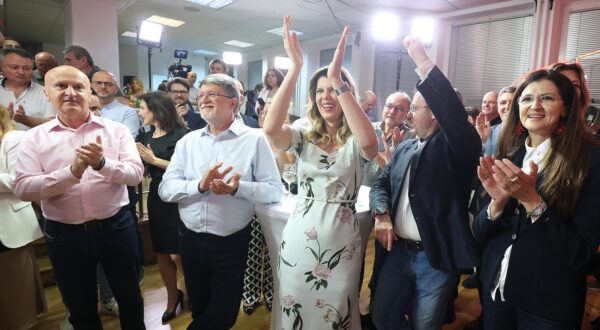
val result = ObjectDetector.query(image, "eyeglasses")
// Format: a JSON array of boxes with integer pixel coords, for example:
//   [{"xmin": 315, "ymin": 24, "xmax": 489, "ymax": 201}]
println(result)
[
  {"xmin": 409, "ymin": 105, "xmax": 430, "ymax": 113},
  {"xmin": 197, "ymin": 92, "xmax": 235, "ymax": 100},
  {"xmin": 518, "ymin": 94, "xmax": 562, "ymax": 107},
  {"xmin": 169, "ymin": 90, "xmax": 188, "ymax": 96},
  {"xmin": 385, "ymin": 103, "xmax": 406, "ymax": 112},
  {"xmin": 92, "ymin": 81, "xmax": 115, "ymax": 88}
]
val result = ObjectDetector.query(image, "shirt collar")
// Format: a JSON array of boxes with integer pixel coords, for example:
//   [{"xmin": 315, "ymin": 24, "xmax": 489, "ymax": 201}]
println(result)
[
  {"xmin": 1, "ymin": 77, "xmax": 33, "ymax": 89},
  {"xmin": 200, "ymin": 118, "xmax": 243, "ymax": 137},
  {"xmin": 47, "ymin": 111, "xmax": 105, "ymax": 132}
]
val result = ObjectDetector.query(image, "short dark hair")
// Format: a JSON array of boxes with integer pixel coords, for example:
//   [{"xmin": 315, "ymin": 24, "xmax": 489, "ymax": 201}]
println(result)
[
  {"xmin": 166, "ymin": 77, "xmax": 190, "ymax": 92},
  {"xmin": 63, "ymin": 45, "xmax": 94, "ymax": 66},
  {"xmin": 138, "ymin": 91, "xmax": 186, "ymax": 133},
  {"xmin": 0, "ymin": 47, "xmax": 34, "ymax": 62},
  {"xmin": 263, "ymin": 68, "xmax": 284, "ymax": 90}
]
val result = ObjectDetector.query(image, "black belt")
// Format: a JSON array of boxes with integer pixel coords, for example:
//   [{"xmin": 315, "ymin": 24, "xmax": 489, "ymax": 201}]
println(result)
[
  {"xmin": 47, "ymin": 206, "xmax": 129, "ymax": 232},
  {"xmin": 403, "ymin": 239, "xmax": 424, "ymax": 251}
]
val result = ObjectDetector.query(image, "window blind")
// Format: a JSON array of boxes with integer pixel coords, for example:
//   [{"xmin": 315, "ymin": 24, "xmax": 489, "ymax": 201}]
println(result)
[
  {"xmin": 565, "ymin": 9, "xmax": 600, "ymax": 103},
  {"xmin": 448, "ymin": 15, "xmax": 533, "ymax": 107}
]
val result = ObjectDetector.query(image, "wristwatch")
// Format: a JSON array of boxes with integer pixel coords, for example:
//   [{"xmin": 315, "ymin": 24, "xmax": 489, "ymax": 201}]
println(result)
[
  {"xmin": 334, "ymin": 83, "xmax": 351, "ymax": 96},
  {"xmin": 372, "ymin": 206, "xmax": 388, "ymax": 218},
  {"xmin": 527, "ymin": 199, "xmax": 547, "ymax": 221}
]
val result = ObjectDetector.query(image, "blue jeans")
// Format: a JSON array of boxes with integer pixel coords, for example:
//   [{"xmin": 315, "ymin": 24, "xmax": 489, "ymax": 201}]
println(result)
[
  {"xmin": 44, "ymin": 208, "xmax": 145, "ymax": 330},
  {"xmin": 372, "ymin": 240, "xmax": 459, "ymax": 330}
]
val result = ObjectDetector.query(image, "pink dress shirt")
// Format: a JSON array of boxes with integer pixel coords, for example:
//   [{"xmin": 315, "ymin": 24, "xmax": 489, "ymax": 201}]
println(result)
[{"xmin": 12, "ymin": 115, "xmax": 143, "ymax": 224}]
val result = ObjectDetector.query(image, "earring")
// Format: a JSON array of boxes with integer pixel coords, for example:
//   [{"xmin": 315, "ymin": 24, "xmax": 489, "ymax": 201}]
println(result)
[
  {"xmin": 516, "ymin": 121, "xmax": 525, "ymax": 135},
  {"xmin": 555, "ymin": 119, "xmax": 566, "ymax": 136}
]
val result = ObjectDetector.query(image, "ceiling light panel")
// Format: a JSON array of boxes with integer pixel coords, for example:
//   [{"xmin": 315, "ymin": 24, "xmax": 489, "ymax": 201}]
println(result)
[
  {"xmin": 146, "ymin": 15, "xmax": 186, "ymax": 28},
  {"xmin": 265, "ymin": 27, "xmax": 304, "ymax": 37},
  {"xmin": 224, "ymin": 40, "xmax": 254, "ymax": 48},
  {"xmin": 185, "ymin": 0, "xmax": 233, "ymax": 9},
  {"xmin": 193, "ymin": 49, "xmax": 219, "ymax": 56}
]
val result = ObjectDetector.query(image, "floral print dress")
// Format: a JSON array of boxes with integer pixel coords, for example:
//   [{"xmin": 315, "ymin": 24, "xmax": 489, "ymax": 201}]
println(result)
[{"xmin": 278, "ymin": 125, "xmax": 366, "ymax": 330}]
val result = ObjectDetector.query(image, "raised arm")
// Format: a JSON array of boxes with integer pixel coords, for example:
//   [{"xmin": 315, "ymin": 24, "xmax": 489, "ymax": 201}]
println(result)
[
  {"xmin": 328, "ymin": 27, "xmax": 377, "ymax": 159},
  {"xmin": 262, "ymin": 15, "xmax": 303, "ymax": 151}
]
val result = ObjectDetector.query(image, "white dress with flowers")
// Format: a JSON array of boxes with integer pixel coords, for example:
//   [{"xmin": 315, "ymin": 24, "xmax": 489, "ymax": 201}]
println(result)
[{"xmin": 278, "ymin": 124, "xmax": 366, "ymax": 330}]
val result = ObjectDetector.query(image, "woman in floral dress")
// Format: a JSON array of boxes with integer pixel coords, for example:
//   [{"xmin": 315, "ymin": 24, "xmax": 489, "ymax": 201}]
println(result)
[{"xmin": 263, "ymin": 16, "xmax": 378, "ymax": 330}]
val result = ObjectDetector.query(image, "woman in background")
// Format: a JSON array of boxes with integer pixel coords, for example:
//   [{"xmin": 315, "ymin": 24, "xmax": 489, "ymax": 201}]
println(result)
[
  {"xmin": 127, "ymin": 77, "xmax": 145, "ymax": 108},
  {"xmin": 256, "ymin": 68, "xmax": 284, "ymax": 109},
  {"xmin": 136, "ymin": 91, "xmax": 189, "ymax": 323},
  {"xmin": 0, "ymin": 107, "xmax": 46, "ymax": 329}
]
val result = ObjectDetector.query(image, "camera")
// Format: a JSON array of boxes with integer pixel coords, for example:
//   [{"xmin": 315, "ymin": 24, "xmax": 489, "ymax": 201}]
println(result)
[
  {"xmin": 174, "ymin": 49, "xmax": 188, "ymax": 59},
  {"xmin": 168, "ymin": 50, "xmax": 192, "ymax": 79}
]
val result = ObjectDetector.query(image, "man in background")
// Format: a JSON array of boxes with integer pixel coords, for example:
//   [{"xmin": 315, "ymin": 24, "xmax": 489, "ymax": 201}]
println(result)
[{"xmin": 33, "ymin": 51, "xmax": 58, "ymax": 85}]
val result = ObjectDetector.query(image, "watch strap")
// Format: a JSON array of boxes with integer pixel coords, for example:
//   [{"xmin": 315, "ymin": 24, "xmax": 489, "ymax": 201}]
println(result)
[{"xmin": 334, "ymin": 83, "xmax": 350, "ymax": 96}]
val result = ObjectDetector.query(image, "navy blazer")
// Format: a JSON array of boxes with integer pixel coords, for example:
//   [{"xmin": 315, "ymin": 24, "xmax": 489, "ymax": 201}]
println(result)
[
  {"xmin": 370, "ymin": 66, "xmax": 481, "ymax": 271},
  {"xmin": 474, "ymin": 144, "xmax": 600, "ymax": 326}
]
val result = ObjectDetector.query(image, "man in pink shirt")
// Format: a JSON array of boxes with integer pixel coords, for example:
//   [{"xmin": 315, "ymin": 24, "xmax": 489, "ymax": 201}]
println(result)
[{"xmin": 12, "ymin": 66, "xmax": 145, "ymax": 330}]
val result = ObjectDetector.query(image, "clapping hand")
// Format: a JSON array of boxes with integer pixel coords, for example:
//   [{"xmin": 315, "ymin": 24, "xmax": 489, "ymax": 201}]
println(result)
[
  {"xmin": 198, "ymin": 162, "xmax": 240, "ymax": 195},
  {"xmin": 475, "ymin": 113, "xmax": 491, "ymax": 144},
  {"xmin": 136, "ymin": 143, "xmax": 157, "ymax": 164},
  {"xmin": 76, "ymin": 135, "xmax": 104, "ymax": 170},
  {"xmin": 327, "ymin": 25, "xmax": 349, "ymax": 88}
]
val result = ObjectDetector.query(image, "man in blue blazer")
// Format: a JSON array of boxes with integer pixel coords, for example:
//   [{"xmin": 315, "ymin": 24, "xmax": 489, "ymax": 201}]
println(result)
[{"xmin": 369, "ymin": 36, "xmax": 481, "ymax": 330}]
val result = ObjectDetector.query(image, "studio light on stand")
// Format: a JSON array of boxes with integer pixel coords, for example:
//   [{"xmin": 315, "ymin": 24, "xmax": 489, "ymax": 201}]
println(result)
[
  {"xmin": 135, "ymin": 19, "xmax": 163, "ymax": 219},
  {"xmin": 137, "ymin": 19, "xmax": 164, "ymax": 90}
]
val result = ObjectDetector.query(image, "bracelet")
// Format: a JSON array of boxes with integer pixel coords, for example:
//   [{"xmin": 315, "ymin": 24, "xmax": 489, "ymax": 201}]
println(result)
[
  {"xmin": 334, "ymin": 83, "xmax": 350, "ymax": 96},
  {"xmin": 92, "ymin": 157, "xmax": 105, "ymax": 171},
  {"xmin": 526, "ymin": 196, "xmax": 547, "ymax": 220}
]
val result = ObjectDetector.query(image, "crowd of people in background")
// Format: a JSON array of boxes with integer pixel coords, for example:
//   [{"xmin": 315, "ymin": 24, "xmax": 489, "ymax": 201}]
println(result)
[{"xmin": 0, "ymin": 13, "xmax": 600, "ymax": 330}]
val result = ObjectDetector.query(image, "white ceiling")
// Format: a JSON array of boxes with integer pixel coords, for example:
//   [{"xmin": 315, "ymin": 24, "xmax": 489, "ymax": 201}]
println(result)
[{"xmin": 4, "ymin": 0, "xmax": 512, "ymax": 52}]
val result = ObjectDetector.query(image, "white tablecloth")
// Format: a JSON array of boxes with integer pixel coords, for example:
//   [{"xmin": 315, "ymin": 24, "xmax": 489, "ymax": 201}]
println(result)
[{"xmin": 255, "ymin": 186, "xmax": 373, "ymax": 330}]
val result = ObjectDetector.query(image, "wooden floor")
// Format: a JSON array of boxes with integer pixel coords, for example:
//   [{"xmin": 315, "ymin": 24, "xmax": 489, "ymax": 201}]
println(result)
[{"xmin": 33, "ymin": 232, "xmax": 600, "ymax": 329}]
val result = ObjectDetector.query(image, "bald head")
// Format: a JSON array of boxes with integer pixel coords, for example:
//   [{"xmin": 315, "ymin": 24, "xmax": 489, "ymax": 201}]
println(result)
[
  {"xmin": 360, "ymin": 90, "xmax": 377, "ymax": 114},
  {"xmin": 35, "ymin": 51, "xmax": 58, "ymax": 76},
  {"xmin": 45, "ymin": 66, "xmax": 92, "ymax": 126},
  {"xmin": 481, "ymin": 91, "xmax": 499, "ymax": 121}
]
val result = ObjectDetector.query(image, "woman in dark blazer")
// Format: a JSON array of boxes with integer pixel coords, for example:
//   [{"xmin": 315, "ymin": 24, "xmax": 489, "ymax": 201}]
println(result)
[{"xmin": 474, "ymin": 68, "xmax": 600, "ymax": 329}]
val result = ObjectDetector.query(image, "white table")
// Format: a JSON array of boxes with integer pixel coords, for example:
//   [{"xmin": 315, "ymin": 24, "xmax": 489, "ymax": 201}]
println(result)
[{"xmin": 255, "ymin": 186, "xmax": 373, "ymax": 330}]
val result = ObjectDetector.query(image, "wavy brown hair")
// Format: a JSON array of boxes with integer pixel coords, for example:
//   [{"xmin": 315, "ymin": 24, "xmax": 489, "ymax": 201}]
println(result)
[
  {"xmin": 498, "ymin": 69, "xmax": 596, "ymax": 219},
  {"xmin": 305, "ymin": 66, "xmax": 356, "ymax": 148}
]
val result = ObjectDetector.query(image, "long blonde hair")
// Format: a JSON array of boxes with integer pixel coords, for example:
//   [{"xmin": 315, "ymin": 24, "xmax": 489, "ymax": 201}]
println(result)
[
  {"xmin": 305, "ymin": 66, "xmax": 357, "ymax": 147},
  {"xmin": 0, "ymin": 106, "xmax": 13, "ymax": 140}
]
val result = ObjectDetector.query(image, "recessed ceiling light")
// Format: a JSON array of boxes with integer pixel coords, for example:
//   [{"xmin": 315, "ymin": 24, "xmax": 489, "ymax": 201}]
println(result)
[
  {"xmin": 193, "ymin": 49, "xmax": 219, "ymax": 56},
  {"xmin": 146, "ymin": 15, "xmax": 186, "ymax": 28},
  {"xmin": 266, "ymin": 27, "xmax": 304, "ymax": 37},
  {"xmin": 184, "ymin": 0, "xmax": 233, "ymax": 9},
  {"xmin": 224, "ymin": 40, "xmax": 254, "ymax": 48},
  {"xmin": 121, "ymin": 31, "xmax": 137, "ymax": 38}
]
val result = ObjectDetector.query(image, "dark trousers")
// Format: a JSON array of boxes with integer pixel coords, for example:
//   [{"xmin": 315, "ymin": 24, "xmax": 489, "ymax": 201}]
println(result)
[
  {"xmin": 44, "ymin": 208, "xmax": 145, "ymax": 330},
  {"xmin": 179, "ymin": 223, "xmax": 251, "ymax": 330},
  {"xmin": 482, "ymin": 288, "xmax": 575, "ymax": 330},
  {"xmin": 127, "ymin": 185, "xmax": 144, "ymax": 264}
]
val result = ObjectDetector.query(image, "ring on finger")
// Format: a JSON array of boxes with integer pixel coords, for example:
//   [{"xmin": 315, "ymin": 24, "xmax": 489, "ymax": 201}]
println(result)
[{"xmin": 509, "ymin": 176, "xmax": 519, "ymax": 183}]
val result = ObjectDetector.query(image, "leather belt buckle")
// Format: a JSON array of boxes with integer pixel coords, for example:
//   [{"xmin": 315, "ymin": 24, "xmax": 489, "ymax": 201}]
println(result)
[{"xmin": 83, "ymin": 220, "xmax": 102, "ymax": 231}]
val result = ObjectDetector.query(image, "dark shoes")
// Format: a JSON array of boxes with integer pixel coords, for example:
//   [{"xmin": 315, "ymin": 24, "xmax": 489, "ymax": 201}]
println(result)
[
  {"xmin": 162, "ymin": 290, "xmax": 184, "ymax": 324},
  {"xmin": 462, "ymin": 273, "xmax": 479, "ymax": 289}
]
